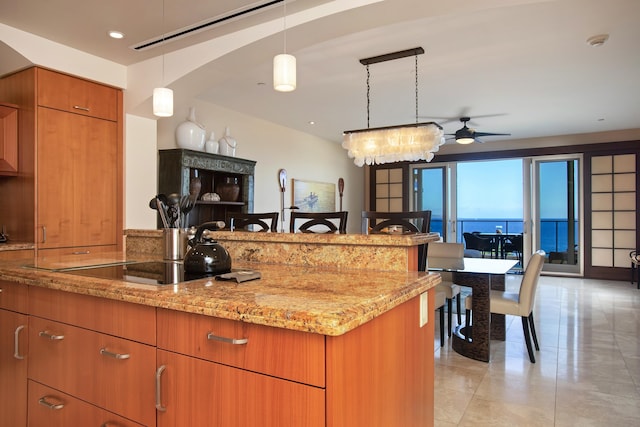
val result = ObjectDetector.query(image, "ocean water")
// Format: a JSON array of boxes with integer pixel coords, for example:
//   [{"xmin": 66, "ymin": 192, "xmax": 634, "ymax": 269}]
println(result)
[{"xmin": 431, "ymin": 218, "xmax": 579, "ymax": 254}]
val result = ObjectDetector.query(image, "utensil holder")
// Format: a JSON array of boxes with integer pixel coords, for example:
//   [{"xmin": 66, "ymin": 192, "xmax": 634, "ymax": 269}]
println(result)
[{"xmin": 163, "ymin": 228, "xmax": 188, "ymax": 260}]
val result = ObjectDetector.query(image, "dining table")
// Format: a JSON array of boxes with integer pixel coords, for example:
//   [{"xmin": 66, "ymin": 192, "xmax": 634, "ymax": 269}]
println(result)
[
  {"xmin": 430, "ymin": 257, "xmax": 518, "ymax": 362},
  {"xmin": 479, "ymin": 233, "xmax": 522, "ymax": 259}
]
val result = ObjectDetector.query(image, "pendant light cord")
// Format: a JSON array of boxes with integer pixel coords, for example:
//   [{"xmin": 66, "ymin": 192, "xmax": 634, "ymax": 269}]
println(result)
[
  {"xmin": 283, "ymin": 0, "xmax": 287, "ymax": 54},
  {"xmin": 415, "ymin": 54, "xmax": 419, "ymax": 123},
  {"xmin": 366, "ymin": 64, "xmax": 371, "ymax": 129}
]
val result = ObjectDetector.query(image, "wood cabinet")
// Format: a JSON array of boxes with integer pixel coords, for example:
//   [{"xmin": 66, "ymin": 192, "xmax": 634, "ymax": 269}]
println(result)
[
  {"xmin": 156, "ymin": 309, "xmax": 325, "ymax": 427},
  {"xmin": 158, "ymin": 149, "xmax": 255, "ymax": 228},
  {"xmin": 28, "ymin": 287, "xmax": 156, "ymax": 426},
  {"xmin": 0, "ymin": 103, "xmax": 18, "ymax": 175},
  {"xmin": 28, "ymin": 380, "xmax": 145, "ymax": 427},
  {"xmin": 0, "ymin": 67, "xmax": 123, "ymax": 253},
  {"xmin": 37, "ymin": 107, "xmax": 118, "ymax": 248},
  {"xmin": 0, "ymin": 280, "xmax": 28, "ymax": 427}
]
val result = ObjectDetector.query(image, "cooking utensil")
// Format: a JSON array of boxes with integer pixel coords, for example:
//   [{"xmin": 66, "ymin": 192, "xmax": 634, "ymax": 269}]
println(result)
[{"xmin": 156, "ymin": 198, "xmax": 170, "ymax": 228}]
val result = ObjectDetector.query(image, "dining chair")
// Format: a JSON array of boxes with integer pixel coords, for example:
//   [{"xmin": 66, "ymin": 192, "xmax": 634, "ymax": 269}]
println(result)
[
  {"xmin": 289, "ymin": 211, "xmax": 348, "ymax": 234},
  {"xmin": 427, "ymin": 242, "xmax": 464, "ymax": 338},
  {"xmin": 462, "ymin": 232, "xmax": 497, "ymax": 258},
  {"xmin": 630, "ymin": 250, "xmax": 639, "ymax": 289},
  {"xmin": 362, "ymin": 210, "xmax": 432, "ymax": 270},
  {"xmin": 465, "ymin": 250, "xmax": 546, "ymax": 362},
  {"xmin": 435, "ymin": 290, "xmax": 446, "ymax": 347},
  {"xmin": 225, "ymin": 212, "xmax": 279, "ymax": 232}
]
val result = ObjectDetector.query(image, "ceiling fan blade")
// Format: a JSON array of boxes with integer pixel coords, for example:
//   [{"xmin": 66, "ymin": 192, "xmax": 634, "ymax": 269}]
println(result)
[{"xmin": 473, "ymin": 132, "xmax": 511, "ymax": 137}]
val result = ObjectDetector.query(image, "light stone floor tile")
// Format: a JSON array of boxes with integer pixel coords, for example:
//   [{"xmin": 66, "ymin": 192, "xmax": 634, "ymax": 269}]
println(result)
[{"xmin": 433, "ymin": 274, "xmax": 640, "ymax": 426}]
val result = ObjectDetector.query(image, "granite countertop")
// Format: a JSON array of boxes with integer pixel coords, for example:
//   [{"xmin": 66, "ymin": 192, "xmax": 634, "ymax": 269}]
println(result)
[
  {"xmin": 0, "ymin": 257, "xmax": 440, "ymax": 336},
  {"xmin": 0, "ymin": 241, "xmax": 35, "ymax": 251}
]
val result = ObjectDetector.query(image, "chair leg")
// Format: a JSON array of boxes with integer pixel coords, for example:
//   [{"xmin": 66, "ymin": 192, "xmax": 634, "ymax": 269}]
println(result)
[
  {"xmin": 529, "ymin": 313, "xmax": 540, "ymax": 351},
  {"xmin": 439, "ymin": 306, "xmax": 445, "ymax": 347},
  {"xmin": 521, "ymin": 316, "xmax": 536, "ymax": 363},
  {"xmin": 447, "ymin": 298, "xmax": 453, "ymax": 337},
  {"xmin": 456, "ymin": 294, "xmax": 462, "ymax": 326},
  {"xmin": 465, "ymin": 308, "xmax": 472, "ymax": 342}
]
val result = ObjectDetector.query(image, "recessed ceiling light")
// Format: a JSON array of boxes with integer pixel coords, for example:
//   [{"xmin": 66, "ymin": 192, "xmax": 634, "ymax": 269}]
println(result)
[
  {"xmin": 108, "ymin": 30, "xmax": 125, "ymax": 39},
  {"xmin": 308, "ymin": 121, "xmax": 315, "ymax": 125},
  {"xmin": 586, "ymin": 34, "xmax": 609, "ymax": 47}
]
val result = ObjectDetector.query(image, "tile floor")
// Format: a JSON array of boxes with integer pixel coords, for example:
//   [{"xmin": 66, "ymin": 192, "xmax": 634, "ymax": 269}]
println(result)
[{"xmin": 434, "ymin": 274, "xmax": 640, "ymax": 426}]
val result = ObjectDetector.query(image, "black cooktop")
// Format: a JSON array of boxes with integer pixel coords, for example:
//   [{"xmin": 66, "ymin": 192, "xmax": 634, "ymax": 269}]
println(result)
[{"xmin": 61, "ymin": 261, "xmax": 209, "ymax": 285}]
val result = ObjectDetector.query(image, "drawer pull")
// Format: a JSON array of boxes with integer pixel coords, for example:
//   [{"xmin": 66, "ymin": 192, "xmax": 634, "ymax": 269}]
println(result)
[
  {"xmin": 100, "ymin": 348, "xmax": 130, "ymax": 360},
  {"xmin": 38, "ymin": 396, "xmax": 64, "ymax": 410},
  {"xmin": 73, "ymin": 105, "xmax": 90, "ymax": 112},
  {"xmin": 39, "ymin": 330, "xmax": 65, "ymax": 340},
  {"xmin": 207, "ymin": 332, "xmax": 248, "ymax": 345},
  {"xmin": 155, "ymin": 365, "xmax": 167, "ymax": 412},
  {"xmin": 14, "ymin": 325, "xmax": 26, "ymax": 359},
  {"xmin": 72, "ymin": 250, "xmax": 91, "ymax": 255}
]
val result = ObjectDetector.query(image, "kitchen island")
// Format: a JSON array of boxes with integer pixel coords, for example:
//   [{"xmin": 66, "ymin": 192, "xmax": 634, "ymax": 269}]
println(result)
[{"xmin": 0, "ymin": 231, "xmax": 441, "ymax": 426}]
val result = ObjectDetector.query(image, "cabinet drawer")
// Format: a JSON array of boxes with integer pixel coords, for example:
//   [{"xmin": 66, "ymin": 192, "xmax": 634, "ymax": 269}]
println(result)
[
  {"xmin": 36, "ymin": 68, "xmax": 118, "ymax": 121},
  {"xmin": 37, "ymin": 245, "xmax": 117, "ymax": 258},
  {"xmin": 157, "ymin": 308, "xmax": 325, "ymax": 387},
  {"xmin": 0, "ymin": 280, "xmax": 28, "ymax": 313},
  {"xmin": 28, "ymin": 317, "xmax": 156, "ymax": 426},
  {"xmin": 157, "ymin": 350, "xmax": 325, "ymax": 427},
  {"xmin": 29, "ymin": 286, "xmax": 156, "ymax": 345},
  {"xmin": 28, "ymin": 380, "xmax": 145, "ymax": 427}
]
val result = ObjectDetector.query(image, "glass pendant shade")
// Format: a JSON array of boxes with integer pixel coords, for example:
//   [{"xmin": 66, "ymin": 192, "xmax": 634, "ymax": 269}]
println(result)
[
  {"xmin": 342, "ymin": 123, "xmax": 445, "ymax": 167},
  {"xmin": 273, "ymin": 53, "xmax": 296, "ymax": 92},
  {"xmin": 456, "ymin": 137, "xmax": 475, "ymax": 144},
  {"xmin": 153, "ymin": 87, "xmax": 174, "ymax": 117}
]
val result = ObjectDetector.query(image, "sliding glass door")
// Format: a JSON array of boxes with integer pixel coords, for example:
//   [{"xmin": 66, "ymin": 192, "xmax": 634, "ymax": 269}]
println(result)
[
  {"xmin": 533, "ymin": 156, "xmax": 582, "ymax": 274},
  {"xmin": 412, "ymin": 155, "xmax": 583, "ymax": 275}
]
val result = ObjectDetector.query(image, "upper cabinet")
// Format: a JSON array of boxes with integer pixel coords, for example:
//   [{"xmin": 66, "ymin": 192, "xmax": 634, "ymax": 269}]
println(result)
[
  {"xmin": 0, "ymin": 67, "xmax": 123, "ymax": 253},
  {"xmin": 0, "ymin": 103, "xmax": 18, "ymax": 176},
  {"xmin": 36, "ymin": 68, "xmax": 119, "ymax": 121}
]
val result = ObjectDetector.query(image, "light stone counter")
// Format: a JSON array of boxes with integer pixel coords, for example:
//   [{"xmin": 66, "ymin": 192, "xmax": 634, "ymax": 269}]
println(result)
[{"xmin": 0, "ymin": 231, "xmax": 441, "ymax": 336}]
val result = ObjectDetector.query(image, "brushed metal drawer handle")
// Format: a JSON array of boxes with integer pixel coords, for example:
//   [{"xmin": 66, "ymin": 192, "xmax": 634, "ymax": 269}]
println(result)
[
  {"xmin": 155, "ymin": 365, "xmax": 167, "ymax": 412},
  {"xmin": 207, "ymin": 332, "xmax": 248, "ymax": 345},
  {"xmin": 73, "ymin": 105, "xmax": 90, "ymax": 112},
  {"xmin": 38, "ymin": 396, "xmax": 64, "ymax": 410},
  {"xmin": 72, "ymin": 250, "xmax": 91, "ymax": 255},
  {"xmin": 100, "ymin": 348, "xmax": 130, "ymax": 360},
  {"xmin": 39, "ymin": 330, "xmax": 65, "ymax": 340},
  {"xmin": 14, "ymin": 325, "xmax": 26, "ymax": 359}
]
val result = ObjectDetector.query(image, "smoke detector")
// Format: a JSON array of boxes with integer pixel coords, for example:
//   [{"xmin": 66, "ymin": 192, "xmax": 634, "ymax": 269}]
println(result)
[{"xmin": 587, "ymin": 34, "xmax": 609, "ymax": 47}]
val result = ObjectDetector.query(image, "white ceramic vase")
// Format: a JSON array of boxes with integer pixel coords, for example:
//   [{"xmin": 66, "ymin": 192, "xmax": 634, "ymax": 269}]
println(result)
[
  {"xmin": 176, "ymin": 107, "xmax": 206, "ymax": 151},
  {"xmin": 205, "ymin": 132, "xmax": 218, "ymax": 154},
  {"xmin": 218, "ymin": 126, "xmax": 237, "ymax": 157}
]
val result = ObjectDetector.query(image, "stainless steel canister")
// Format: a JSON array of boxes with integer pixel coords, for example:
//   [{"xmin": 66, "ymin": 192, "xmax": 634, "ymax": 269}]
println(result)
[{"xmin": 163, "ymin": 228, "xmax": 187, "ymax": 260}]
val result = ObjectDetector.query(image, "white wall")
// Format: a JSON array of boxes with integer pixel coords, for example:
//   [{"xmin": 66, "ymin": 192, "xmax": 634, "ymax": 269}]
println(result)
[
  {"xmin": 128, "ymin": 99, "xmax": 365, "ymax": 233},
  {"xmin": 124, "ymin": 114, "xmax": 159, "ymax": 229}
]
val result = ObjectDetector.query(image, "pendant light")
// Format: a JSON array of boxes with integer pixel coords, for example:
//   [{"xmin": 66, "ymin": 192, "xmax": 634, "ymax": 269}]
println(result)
[
  {"xmin": 342, "ymin": 47, "xmax": 444, "ymax": 166},
  {"xmin": 153, "ymin": 0, "xmax": 174, "ymax": 117},
  {"xmin": 273, "ymin": 0, "xmax": 296, "ymax": 92}
]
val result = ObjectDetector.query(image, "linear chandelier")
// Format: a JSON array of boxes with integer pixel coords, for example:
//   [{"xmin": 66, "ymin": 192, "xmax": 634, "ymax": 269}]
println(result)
[{"xmin": 342, "ymin": 47, "xmax": 444, "ymax": 167}]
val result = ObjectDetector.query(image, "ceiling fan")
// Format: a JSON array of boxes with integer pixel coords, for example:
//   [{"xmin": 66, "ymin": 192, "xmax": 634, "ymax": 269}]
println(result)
[{"xmin": 447, "ymin": 117, "xmax": 511, "ymax": 144}]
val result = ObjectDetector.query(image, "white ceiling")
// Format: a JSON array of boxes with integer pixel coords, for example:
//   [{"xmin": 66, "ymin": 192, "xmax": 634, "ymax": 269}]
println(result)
[{"xmin": 1, "ymin": 0, "xmax": 639, "ymax": 147}]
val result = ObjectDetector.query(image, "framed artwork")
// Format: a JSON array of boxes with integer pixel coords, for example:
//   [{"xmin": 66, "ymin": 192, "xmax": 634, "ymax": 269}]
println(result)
[{"xmin": 292, "ymin": 179, "xmax": 336, "ymax": 212}]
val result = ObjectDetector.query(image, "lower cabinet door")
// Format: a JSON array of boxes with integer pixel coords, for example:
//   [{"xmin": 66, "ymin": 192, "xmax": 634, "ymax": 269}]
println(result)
[
  {"xmin": 28, "ymin": 380, "xmax": 145, "ymax": 427},
  {"xmin": 28, "ymin": 317, "xmax": 156, "ymax": 426},
  {"xmin": 0, "ymin": 310, "xmax": 28, "ymax": 427},
  {"xmin": 156, "ymin": 350, "xmax": 325, "ymax": 427}
]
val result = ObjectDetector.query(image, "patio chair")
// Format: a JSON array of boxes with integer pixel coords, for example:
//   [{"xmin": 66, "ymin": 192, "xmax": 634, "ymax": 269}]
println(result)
[{"xmin": 463, "ymin": 232, "xmax": 497, "ymax": 258}]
